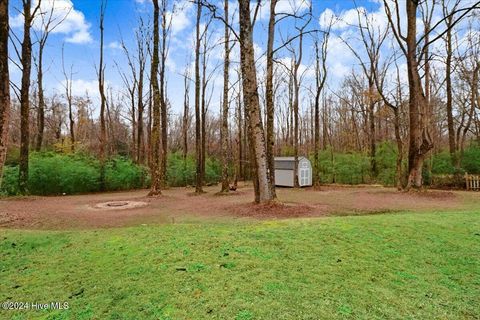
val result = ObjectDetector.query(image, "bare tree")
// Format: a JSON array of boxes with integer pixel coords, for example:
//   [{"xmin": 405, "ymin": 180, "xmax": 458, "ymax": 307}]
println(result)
[
  {"xmin": 442, "ymin": 0, "xmax": 460, "ymax": 167},
  {"xmin": 182, "ymin": 66, "xmax": 190, "ymax": 162},
  {"xmin": 136, "ymin": 20, "xmax": 148, "ymax": 164},
  {"xmin": 220, "ymin": 0, "xmax": 231, "ymax": 193},
  {"xmin": 313, "ymin": 21, "xmax": 332, "ymax": 187},
  {"xmin": 382, "ymin": 0, "xmax": 479, "ymax": 189},
  {"xmin": 341, "ymin": 7, "xmax": 388, "ymax": 179},
  {"xmin": 265, "ymin": 0, "xmax": 278, "ymax": 197},
  {"xmin": 159, "ymin": 0, "xmax": 172, "ymax": 187},
  {"xmin": 284, "ymin": 10, "xmax": 312, "ymax": 188},
  {"xmin": 18, "ymin": 0, "xmax": 42, "ymax": 193},
  {"xmin": 0, "ymin": 0, "xmax": 10, "ymax": 187},
  {"xmin": 194, "ymin": 1, "xmax": 203, "ymax": 193},
  {"xmin": 149, "ymin": 0, "xmax": 162, "ymax": 196},
  {"xmin": 34, "ymin": 0, "xmax": 69, "ymax": 151},
  {"xmin": 457, "ymin": 25, "xmax": 480, "ymax": 166},
  {"xmin": 238, "ymin": 0, "xmax": 273, "ymax": 203},
  {"xmin": 374, "ymin": 51, "xmax": 406, "ymax": 190},
  {"xmin": 61, "ymin": 45, "xmax": 75, "ymax": 152},
  {"xmin": 97, "ymin": 0, "xmax": 107, "ymax": 191},
  {"xmin": 117, "ymin": 40, "xmax": 137, "ymax": 160}
]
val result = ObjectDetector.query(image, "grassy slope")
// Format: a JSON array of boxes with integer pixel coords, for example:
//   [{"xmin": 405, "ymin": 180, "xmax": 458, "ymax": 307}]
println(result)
[{"xmin": 1, "ymin": 212, "xmax": 479, "ymax": 320}]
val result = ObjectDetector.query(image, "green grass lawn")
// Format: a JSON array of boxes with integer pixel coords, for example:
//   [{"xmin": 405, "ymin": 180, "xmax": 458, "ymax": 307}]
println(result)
[{"xmin": 1, "ymin": 212, "xmax": 479, "ymax": 319}]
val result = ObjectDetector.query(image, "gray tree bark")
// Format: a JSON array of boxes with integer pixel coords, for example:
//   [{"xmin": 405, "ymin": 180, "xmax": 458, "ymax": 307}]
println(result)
[
  {"xmin": 0, "ymin": 0, "xmax": 10, "ymax": 187},
  {"xmin": 148, "ymin": 0, "xmax": 162, "ymax": 196},
  {"xmin": 220, "ymin": 0, "xmax": 230, "ymax": 193},
  {"xmin": 238, "ymin": 0, "xmax": 273, "ymax": 203}
]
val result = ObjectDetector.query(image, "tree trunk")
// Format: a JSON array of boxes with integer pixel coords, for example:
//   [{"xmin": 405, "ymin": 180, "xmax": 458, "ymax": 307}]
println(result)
[
  {"xmin": 238, "ymin": 0, "xmax": 273, "ymax": 203},
  {"xmin": 265, "ymin": 0, "xmax": 277, "ymax": 197},
  {"xmin": 445, "ymin": 18, "xmax": 456, "ymax": 167},
  {"xmin": 220, "ymin": 0, "xmax": 230, "ymax": 193},
  {"xmin": 148, "ymin": 0, "xmax": 162, "ymax": 196},
  {"xmin": 459, "ymin": 64, "xmax": 479, "ymax": 166},
  {"xmin": 35, "ymin": 45, "xmax": 45, "ymax": 151},
  {"xmin": 405, "ymin": 0, "xmax": 433, "ymax": 189},
  {"xmin": 194, "ymin": 1, "xmax": 203, "ymax": 193},
  {"xmin": 392, "ymin": 106, "xmax": 403, "ymax": 190},
  {"xmin": 200, "ymin": 26, "xmax": 208, "ymax": 191},
  {"xmin": 67, "ymin": 88, "xmax": 75, "ymax": 152},
  {"xmin": 137, "ymin": 58, "xmax": 145, "ymax": 164},
  {"xmin": 159, "ymin": 1, "xmax": 168, "ymax": 187},
  {"xmin": 292, "ymin": 31, "xmax": 305, "ymax": 188},
  {"xmin": 368, "ymin": 77, "xmax": 377, "ymax": 178},
  {"xmin": 19, "ymin": 0, "xmax": 35, "ymax": 194},
  {"xmin": 98, "ymin": 1, "xmax": 107, "ymax": 192},
  {"xmin": 182, "ymin": 70, "xmax": 189, "ymax": 162},
  {"xmin": 237, "ymin": 87, "xmax": 243, "ymax": 181},
  {"xmin": 0, "ymin": 0, "xmax": 10, "ymax": 187},
  {"xmin": 313, "ymin": 34, "xmax": 329, "ymax": 187},
  {"xmin": 131, "ymin": 88, "xmax": 136, "ymax": 161}
]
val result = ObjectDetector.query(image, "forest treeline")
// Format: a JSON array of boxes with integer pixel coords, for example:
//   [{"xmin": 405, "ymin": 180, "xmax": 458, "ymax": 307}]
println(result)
[
  {"xmin": 1, "ymin": 144, "xmax": 480, "ymax": 196},
  {"xmin": 0, "ymin": 0, "xmax": 479, "ymax": 201}
]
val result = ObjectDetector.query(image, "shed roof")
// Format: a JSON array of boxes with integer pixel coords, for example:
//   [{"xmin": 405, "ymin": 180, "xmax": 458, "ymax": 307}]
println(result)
[{"xmin": 274, "ymin": 156, "xmax": 308, "ymax": 162}]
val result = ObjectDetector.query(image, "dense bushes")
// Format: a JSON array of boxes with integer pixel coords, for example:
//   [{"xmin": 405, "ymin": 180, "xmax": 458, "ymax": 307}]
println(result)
[
  {"xmin": 1, "ymin": 144, "xmax": 477, "ymax": 195},
  {"xmin": 313, "ymin": 142, "xmax": 397, "ymax": 185},
  {"xmin": 166, "ymin": 153, "xmax": 220, "ymax": 187},
  {"xmin": 431, "ymin": 146, "xmax": 480, "ymax": 176},
  {"xmin": 0, "ymin": 152, "xmax": 221, "ymax": 196},
  {"xmin": 311, "ymin": 142, "xmax": 480, "ymax": 187},
  {"xmin": 0, "ymin": 153, "xmax": 147, "ymax": 196},
  {"xmin": 105, "ymin": 157, "xmax": 148, "ymax": 191}
]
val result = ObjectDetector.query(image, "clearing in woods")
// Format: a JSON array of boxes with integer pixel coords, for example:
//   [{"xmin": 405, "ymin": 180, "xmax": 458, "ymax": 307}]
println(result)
[
  {"xmin": 0, "ymin": 183, "xmax": 474, "ymax": 230},
  {"xmin": 0, "ymin": 185, "xmax": 479, "ymax": 319}
]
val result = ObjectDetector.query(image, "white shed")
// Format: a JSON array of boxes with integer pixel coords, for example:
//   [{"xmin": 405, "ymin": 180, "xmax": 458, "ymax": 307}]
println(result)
[{"xmin": 274, "ymin": 156, "xmax": 312, "ymax": 187}]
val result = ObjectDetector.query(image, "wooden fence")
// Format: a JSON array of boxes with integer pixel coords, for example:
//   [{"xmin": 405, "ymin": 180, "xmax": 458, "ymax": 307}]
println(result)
[{"xmin": 465, "ymin": 173, "xmax": 480, "ymax": 191}]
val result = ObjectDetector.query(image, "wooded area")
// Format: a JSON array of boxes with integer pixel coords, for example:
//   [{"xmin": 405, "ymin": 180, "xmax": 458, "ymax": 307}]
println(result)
[{"xmin": 0, "ymin": 0, "xmax": 479, "ymax": 201}]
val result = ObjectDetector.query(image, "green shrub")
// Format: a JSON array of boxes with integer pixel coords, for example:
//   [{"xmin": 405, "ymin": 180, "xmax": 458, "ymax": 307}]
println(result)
[
  {"xmin": 166, "ymin": 153, "xmax": 221, "ymax": 187},
  {"xmin": 0, "ymin": 152, "xmax": 149, "ymax": 196},
  {"xmin": 461, "ymin": 145, "xmax": 480, "ymax": 174},
  {"xmin": 376, "ymin": 141, "xmax": 398, "ymax": 186},
  {"xmin": 166, "ymin": 153, "xmax": 196, "ymax": 187},
  {"xmin": 0, "ymin": 166, "xmax": 20, "ymax": 196},
  {"xmin": 431, "ymin": 151, "xmax": 456, "ymax": 175},
  {"xmin": 27, "ymin": 152, "xmax": 100, "ymax": 195},
  {"xmin": 313, "ymin": 148, "xmax": 372, "ymax": 185},
  {"xmin": 106, "ymin": 157, "xmax": 148, "ymax": 191}
]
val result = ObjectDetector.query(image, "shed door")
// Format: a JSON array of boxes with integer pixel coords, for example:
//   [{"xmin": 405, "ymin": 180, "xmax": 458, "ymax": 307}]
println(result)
[{"xmin": 300, "ymin": 168, "xmax": 310, "ymax": 186}]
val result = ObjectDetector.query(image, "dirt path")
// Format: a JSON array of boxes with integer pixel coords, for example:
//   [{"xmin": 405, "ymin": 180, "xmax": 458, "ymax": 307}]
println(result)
[{"xmin": 0, "ymin": 183, "xmax": 474, "ymax": 230}]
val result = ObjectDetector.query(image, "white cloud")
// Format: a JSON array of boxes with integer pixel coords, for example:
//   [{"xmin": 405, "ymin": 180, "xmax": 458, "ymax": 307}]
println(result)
[
  {"xmin": 258, "ymin": 0, "xmax": 311, "ymax": 20},
  {"xmin": 108, "ymin": 41, "xmax": 122, "ymax": 50},
  {"xmin": 275, "ymin": 56, "xmax": 315, "ymax": 80},
  {"xmin": 319, "ymin": 5, "xmax": 388, "ymax": 32},
  {"xmin": 58, "ymin": 79, "xmax": 99, "ymax": 97},
  {"xmin": 10, "ymin": 0, "xmax": 93, "ymax": 44},
  {"xmin": 168, "ymin": 1, "xmax": 193, "ymax": 35}
]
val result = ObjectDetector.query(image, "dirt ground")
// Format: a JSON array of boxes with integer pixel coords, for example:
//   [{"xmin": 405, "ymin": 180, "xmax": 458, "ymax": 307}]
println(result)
[{"xmin": 0, "ymin": 182, "xmax": 477, "ymax": 230}]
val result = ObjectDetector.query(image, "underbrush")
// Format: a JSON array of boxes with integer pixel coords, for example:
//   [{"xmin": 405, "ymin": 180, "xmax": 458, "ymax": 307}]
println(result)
[
  {"xmin": 310, "ymin": 142, "xmax": 480, "ymax": 187},
  {"xmin": 0, "ymin": 152, "xmax": 221, "ymax": 196}
]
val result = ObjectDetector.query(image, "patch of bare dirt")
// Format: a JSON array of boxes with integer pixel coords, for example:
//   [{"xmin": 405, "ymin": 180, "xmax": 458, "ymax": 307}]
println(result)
[
  {"xmin": 409, "ymin": 190, "xmax": 456, "ymax": 199},
  {"xmin": 227, "ymin": 201, "xmax": 324, "ymax": 219},
  {"xmin": 0, "ymin": 183, "xmax": 473, "ymax": 230}
]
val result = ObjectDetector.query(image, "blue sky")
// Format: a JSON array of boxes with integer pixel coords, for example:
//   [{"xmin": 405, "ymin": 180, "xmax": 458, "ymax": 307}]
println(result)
[{"xmin": 7, "ymin": 0, "xmax": 419, "ymax": 117}]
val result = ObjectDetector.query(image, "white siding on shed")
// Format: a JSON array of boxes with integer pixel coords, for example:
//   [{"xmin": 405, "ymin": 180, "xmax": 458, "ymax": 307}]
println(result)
[
  {"xmin": 274, "ymin": 156, "xmax": 312, "ymax": 187},
  {"xmin": 275, "ymin": 169, "xmax": 295, "ymax": 187}
]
